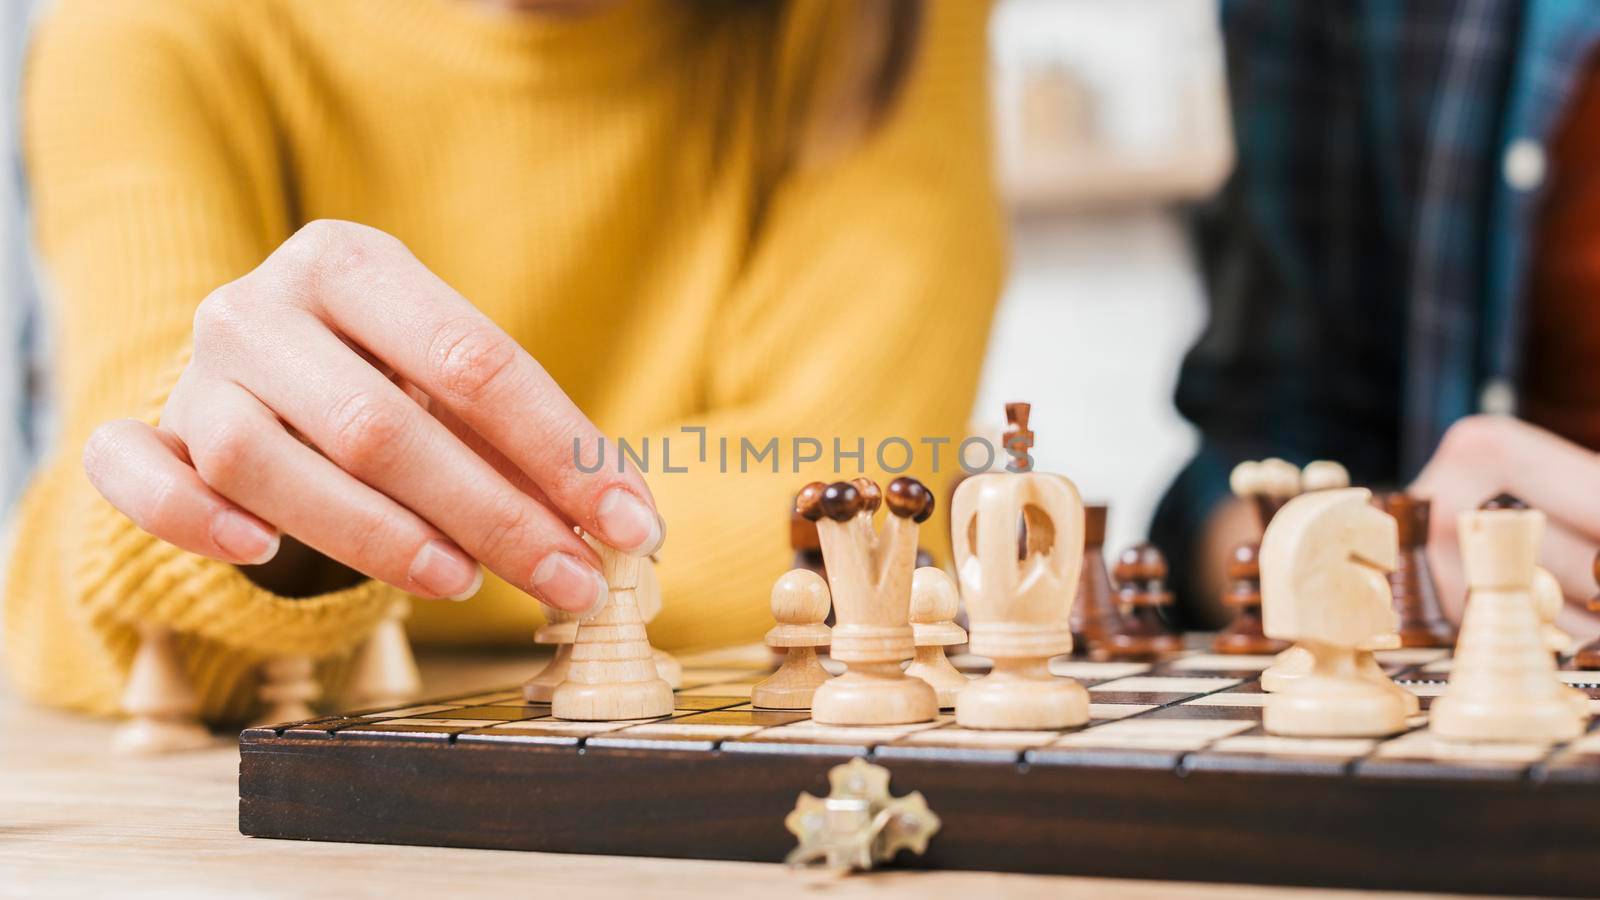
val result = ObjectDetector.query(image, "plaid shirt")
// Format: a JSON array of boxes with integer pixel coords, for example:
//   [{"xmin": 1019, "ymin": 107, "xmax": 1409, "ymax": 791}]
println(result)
[{"xmin": 1154, "ymin": 0, "xmax": 1600, "ymax": 614}]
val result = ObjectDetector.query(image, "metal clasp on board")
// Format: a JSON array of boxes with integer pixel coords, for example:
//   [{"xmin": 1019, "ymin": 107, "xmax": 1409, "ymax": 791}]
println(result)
[{"xmin": 784, "ymin": 757, "xmax": 940, "ymax": 872}]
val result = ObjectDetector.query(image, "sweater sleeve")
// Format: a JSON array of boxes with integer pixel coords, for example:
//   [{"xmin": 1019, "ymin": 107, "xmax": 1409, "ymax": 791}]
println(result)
[
  {"xmin": 644, "ymin": 0, "xmax": 1005, "ymax": 649},
  {"xmin": 6, "ymin": 2, "xmax": 396, "ymax": 718}
]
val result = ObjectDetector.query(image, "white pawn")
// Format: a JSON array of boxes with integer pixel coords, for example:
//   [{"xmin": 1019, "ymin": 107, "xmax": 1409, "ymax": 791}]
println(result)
[
  {"xmin": 1533, "ymin": 567, "xmax": 1575, "ymax": 655},
  {"xmin": 113, "ymin": 625, "xmax": 213, "ymax": 755},
  {"xmin": 752, "ymin": 569, "xmax": 833, "ymax": 710},
  {"xmin": 552, "ymin": 540, "xmax": 674, "ymax": 721},
  {"xmin": 344, "ymin": 598, "xmax": 421, "ymax": 709},
  {"xmin": 257, "ymin": 656, "xmax": 319, "ymax": 725},
  {"xmin": 1257, "ymin": 457, "xmax": 1303, "ymax": 500},
  {"xmin": 523, "ymin": 608, "xmax": 578, "ymax": 702},
  {"xmin": 1299, "ymin": 460, "xmax": 1350, "ymax": 493},
  {"xmin": 636, "ymin": 557, "xmax": 682, "ymax": 689},
  {"xmin": 1430, "ymin": 499, "xmax": 1589, "ymax": 743},
  {"xmin": 905, "ymin": 567, "xmax": 968, "ymax": 709}
]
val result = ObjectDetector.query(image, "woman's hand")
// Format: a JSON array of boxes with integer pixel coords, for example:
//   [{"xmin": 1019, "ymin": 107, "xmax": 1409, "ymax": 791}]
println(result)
[
  {"xmin": 82, "ymin": 220, "xmax": 662, "ymax": 614},
  {"xmin": 1411, "ymin": 415, "xmax": 1600, "ymax": 635}
]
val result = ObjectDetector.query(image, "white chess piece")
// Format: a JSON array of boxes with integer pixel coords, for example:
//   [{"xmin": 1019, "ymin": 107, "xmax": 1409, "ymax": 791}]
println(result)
[
  {"xmin": 1264, "ymin": 635, "xmax": 1418, "ymax": 716},
  {"xmin": 552, "ymin": 538, "xmax": 674, "ymax": 721},
  {"xmin": 904, "ymin": 567, "xmax": 967, "ymax": 709},
  {"xmin": 1299, "ymin": 459, "xmax": 1350, "ymax": 493},
  {"xmin": 751, "ymin": 568, "xmax": 833, "ymax": 710},
  {"xmin": 805, "ymin": 478, "xmax": 938, "ymax": 726},
  {"xmin": 1260, "ymin": 487, "xmax": 1409, "ymax": 737},
  {"xmin": 1430, "ymin": 502, "xmax": 1589, "ymax": 743},
  {"xmin": 344, "ymin": 598, "xmax": 421, "ymax": 709},
  {"xmin": 1533, "ymin": 567, "xmax": 1575, "ymax": 655},
  {"xmin": 257, "ymin": 656, "xmax": 319, "ymax": 725},
  {"xmin": 635, "ymin": 557, "xmax": 682, "ymax": 689},
  {"xmin": 523, "ymin": 608, "xmax": 578, "ymax": 702},
  {"xmin": 113, "ymin": 625, "xmax": 213, "ymax": 755},
  {"xmin": 952, "ymin": 468, "xmax": 1089, "ymax": 729},
  {"xmin": 1259, "ymin": 459, "xmax": 1357, "ymax": 695},
  {"xmin": 1260, "ymin": 645, "xmax": 1312, "ymax": 693}
]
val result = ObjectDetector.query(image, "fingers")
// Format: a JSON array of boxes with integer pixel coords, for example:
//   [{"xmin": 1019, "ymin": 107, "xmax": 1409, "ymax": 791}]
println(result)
[
  {"xmin": 163, "ymin": 381, "xmax": 485, "ymax": 601},
  {"xmin": 1414, "ymin": 415, "xmax": 1600, "ymax": 538},
  {"xmin": 271, "ymin": 221, "xmax": 662, "ymax": 556},
  {"xmin": 83, "ymin": 418, "xmax": 281, "ymax": 566},
  {"xmin": 205, "ymin": 315, "xmax": 606, "ymax": 613},
  {"xmin": 1541, "ymin": 518, "xmax": 1600, "ymax": 607}
]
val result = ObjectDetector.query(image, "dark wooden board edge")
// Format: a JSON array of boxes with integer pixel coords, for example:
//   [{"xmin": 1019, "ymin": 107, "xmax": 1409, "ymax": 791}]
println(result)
[{"xmin": 238, "ymin": 732, "xmax": 1600, "ymax": 896}]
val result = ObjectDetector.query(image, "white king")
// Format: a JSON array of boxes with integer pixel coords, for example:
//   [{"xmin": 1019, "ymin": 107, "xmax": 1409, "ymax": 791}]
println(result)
[{"xmin": 950, "ymin": 403, "xmax": 1090, "ymax": 730}]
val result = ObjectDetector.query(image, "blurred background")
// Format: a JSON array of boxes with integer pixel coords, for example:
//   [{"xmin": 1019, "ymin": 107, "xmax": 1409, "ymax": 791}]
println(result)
[{"xmin": 0, "ymin": 0, "xmax": 1227, "ymax": 556}]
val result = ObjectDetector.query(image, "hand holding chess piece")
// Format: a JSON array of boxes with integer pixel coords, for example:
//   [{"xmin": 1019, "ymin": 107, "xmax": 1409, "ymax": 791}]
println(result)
[
  {"xmin": 1430, "ymin": 496, "xmax": 1589, "ymax": 743},
  {"xmin": 552, "ymin": 538, "xmax": 673, "ymax": 721},
  {"xmin": 752, "ymin": 568, "xmax": 833, "ymax": 710},
  {"xmin": 113, "ymin": 625, "xmax": 213, "ymax": 754},
  {"xmin": 952, "ymin": 406, "xmax": 1090, "ymax": 730},
  {"xmin": 904, "ymin": 567, "xmax": 968, "ymax": 709},
  {"xmin": 1260, "ymin": 487, "xmax": 1410, "ymax": 737},
  {"xmin": 803, "ymin": 477, "xmax": 939, "ymax": 726}
]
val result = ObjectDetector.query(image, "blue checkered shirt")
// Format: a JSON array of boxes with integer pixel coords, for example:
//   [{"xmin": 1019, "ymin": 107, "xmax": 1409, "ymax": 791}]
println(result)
[{"xmin": 1154, "ymin": 0, "xmax": 1600, "ymax": 615}]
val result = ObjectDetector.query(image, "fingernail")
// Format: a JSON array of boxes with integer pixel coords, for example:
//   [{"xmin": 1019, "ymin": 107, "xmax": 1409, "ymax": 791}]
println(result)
[
  {"xmin": 532, "ymin": 552, "xmax": 609, "ymax": 616},
  {"xmin": 409, "ymin": 539, "xmax": 481, "ymax": 600},
  {"xmin": 212, "ymin": 509, "xmax": 280, "ymax": 565},
  {"xmin": 596, "ymin": 488, "xmax": 663, "ymax": 556}
]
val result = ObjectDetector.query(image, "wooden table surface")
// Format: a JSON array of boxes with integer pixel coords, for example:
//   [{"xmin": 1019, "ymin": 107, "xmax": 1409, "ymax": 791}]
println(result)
[{"xmin": 2, "ymin": 649, "xmax": 1491, "ymax": 900}]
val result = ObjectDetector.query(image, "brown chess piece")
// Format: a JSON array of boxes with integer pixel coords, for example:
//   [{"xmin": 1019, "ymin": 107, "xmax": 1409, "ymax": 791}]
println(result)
[
  {"xmin": 1372, "ymin": 492, "xmax": 1456, "ymax": 648},
  {"xmin": 1213, "ymin": 459, "xmax": 1307, "ymax": 655},
  {"xmin": 790, "ymin": 506, "xmax": 827, "ymax": 579},
  {"xmin": 1099, "ymin": 543, "xmax": 1185, "ymax": 659},
  {"xmin": 1070, "ymin": 504, "xmax": 1127, "ymax": 658},
  {"xmin": 1213, "ymin": 542, "xmax": 1288, "ymax": 655},
  {"xmin": 1575, "ymin": 551, "xmax": 1600, "ymax": 670}
]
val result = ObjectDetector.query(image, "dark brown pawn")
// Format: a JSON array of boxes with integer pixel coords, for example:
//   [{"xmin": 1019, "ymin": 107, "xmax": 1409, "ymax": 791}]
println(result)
[
  {"xmin": 1069, "ymin": 504, "xmax": 1127, "ymax": 659},
  {"xmin": 818, "ymin": 482, "xmax": 862, "ymax": 521},
  {"xmin": 886, "ymin": 476, "xmax": 934, "ymax": 522},
  {"xmin": 1212, "ymin": 542, "xmax": 1289, "ymax": 655},
  {"xmin": 1373, "ymin": 492, "xmax": 1455, "ymax": 648},
  {"xmin": 1480, "ymin": 492, "xmax": 1528, "ymax": 510},
  {"xmin": 1574, "ymin": 551, "xmax": 1600, "ymax": 670},
  {"xmin": 851, "ymin": 477, "xmax": 883, "ymax": 514},
  {"xmin": 1099, "ymin": 543, "xmax": 1185, "ymax": 660}
]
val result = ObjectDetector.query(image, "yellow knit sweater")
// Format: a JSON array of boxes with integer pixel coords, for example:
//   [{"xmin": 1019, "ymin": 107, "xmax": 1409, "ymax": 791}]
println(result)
[{"xmin": 7, "ymin": 0, "xmax": 1003, "ymax": 721}]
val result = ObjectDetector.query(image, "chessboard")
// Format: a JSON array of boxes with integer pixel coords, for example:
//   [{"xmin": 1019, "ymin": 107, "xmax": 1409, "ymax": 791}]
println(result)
[{"xmin": 239, "ymin": 643, "xmax": 1600, "ymax": 897}]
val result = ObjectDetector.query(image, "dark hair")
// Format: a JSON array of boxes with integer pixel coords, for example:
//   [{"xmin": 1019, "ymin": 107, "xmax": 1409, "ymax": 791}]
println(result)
[{"xmin": 708, "ymin": 0, "xmax": 925, "ymax": 169}]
